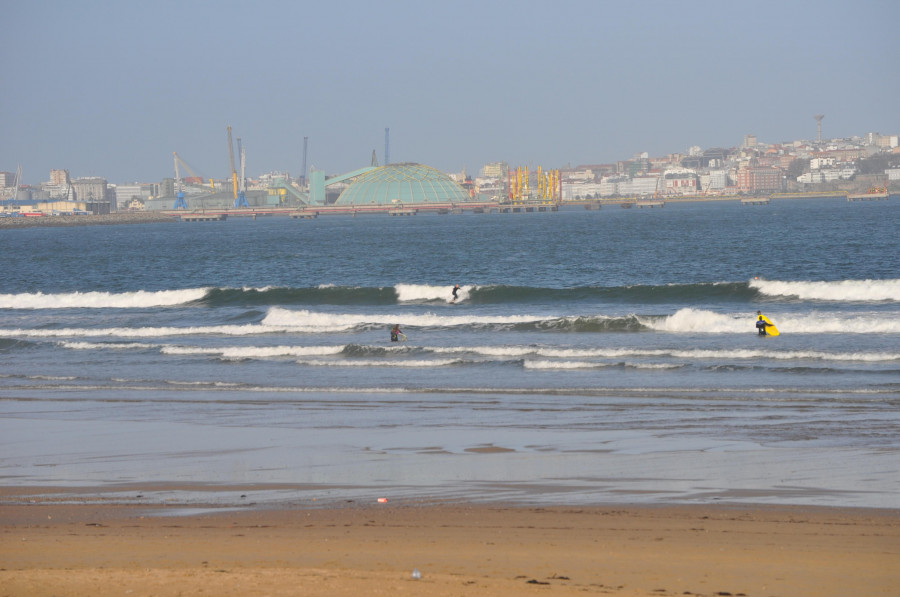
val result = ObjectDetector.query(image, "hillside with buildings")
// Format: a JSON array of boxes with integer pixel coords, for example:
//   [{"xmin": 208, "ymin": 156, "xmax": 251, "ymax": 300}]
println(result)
[{"xmin": 2, "ymin": 129, "xmax": 898, "ymax": 215}]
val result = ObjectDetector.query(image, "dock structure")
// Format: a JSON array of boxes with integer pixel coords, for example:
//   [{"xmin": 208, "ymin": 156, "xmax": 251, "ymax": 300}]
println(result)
[
  {"xmin": 847, "ymin": 191, "xmax": 890, "ymax": 201},
  {"xmin": 741, "ymin": 197, "xmax": 770, "ymax": 206},
  {"xmin": 179, "ymin": 213, "xmax": 226, "ymax": 222},
  {"xmin": 636, "ymin": 200, "xmax": 665, "ymax": 208},
  {"xmin": 162, "ymin": 199, "xmax": 566, "ymax": 220},
  {"xmin": 498, "ymin": 202, "xmax": 559, "ymax": 213},
  {"xmin": 584, "ymin": 202, "xmax": 602, "ymax": 211}
]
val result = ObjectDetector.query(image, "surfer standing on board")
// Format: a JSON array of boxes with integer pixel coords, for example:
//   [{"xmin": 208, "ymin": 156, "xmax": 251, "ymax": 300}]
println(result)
[{"xmin": 451, "ymin": 284, "xmax": 460, "ymax": 302}]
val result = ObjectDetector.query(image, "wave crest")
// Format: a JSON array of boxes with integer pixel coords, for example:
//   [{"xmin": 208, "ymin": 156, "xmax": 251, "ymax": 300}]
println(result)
[
  {"xmin": 0, "ymin": 288, "xmax": 210, "ymax": 309},
  {"xmin": 751, "ymin": 278, "xmax": 900, "ymax": 302}
]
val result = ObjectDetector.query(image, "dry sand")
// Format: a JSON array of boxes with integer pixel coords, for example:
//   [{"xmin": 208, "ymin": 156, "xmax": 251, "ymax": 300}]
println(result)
[{"xmin": 1, "ymin": 494, "xmax": 897, "ymax": 597}]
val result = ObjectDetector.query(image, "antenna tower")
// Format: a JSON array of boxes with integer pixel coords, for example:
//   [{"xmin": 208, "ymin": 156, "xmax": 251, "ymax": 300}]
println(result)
[
  {"xmin": 814, "ymin": 114, "xmax": 825, "ymax": 143},
  {"xmin": 384, "ymin": 127, "xmax": 390, "ymax": 166}
]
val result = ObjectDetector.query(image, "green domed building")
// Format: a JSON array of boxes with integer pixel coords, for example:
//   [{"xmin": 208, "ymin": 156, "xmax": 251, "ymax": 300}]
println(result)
[{"xmin": 335, "ymin": 163, "xmax": 469, "ymax": 206}]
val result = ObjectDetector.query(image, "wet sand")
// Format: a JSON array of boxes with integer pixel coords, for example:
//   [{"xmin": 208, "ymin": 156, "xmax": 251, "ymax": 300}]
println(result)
[{"xmin": 1, "ymin": 490, "xmax": 897, "ymax": 597}]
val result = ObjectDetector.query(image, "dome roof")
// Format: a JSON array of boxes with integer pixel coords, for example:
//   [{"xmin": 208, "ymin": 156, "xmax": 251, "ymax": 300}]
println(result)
[{"xmin": 335, "ymin": 163, "xmax": 468, "ymax": 206}]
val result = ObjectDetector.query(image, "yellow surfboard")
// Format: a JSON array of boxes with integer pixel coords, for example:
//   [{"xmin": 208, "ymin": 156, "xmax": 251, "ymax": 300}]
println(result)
[{"xmin": 758, "ymin": 314, "xmax": 780, "ymax": 336}]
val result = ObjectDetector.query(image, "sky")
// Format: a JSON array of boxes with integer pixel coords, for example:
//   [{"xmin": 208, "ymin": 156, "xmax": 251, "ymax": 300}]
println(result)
[{"xmin": 2, "ymin": 0, "xmax": 898, "ymax": 185}]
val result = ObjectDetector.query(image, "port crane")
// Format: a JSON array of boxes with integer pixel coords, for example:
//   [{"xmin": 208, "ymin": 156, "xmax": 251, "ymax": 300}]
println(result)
[
  {"xmin": 227, "ymin": 126, "xmax": 249, "ymax": 207},
  {"xmin": 172, "ymin": 152, "xmax": 210, "ymax": 209}
]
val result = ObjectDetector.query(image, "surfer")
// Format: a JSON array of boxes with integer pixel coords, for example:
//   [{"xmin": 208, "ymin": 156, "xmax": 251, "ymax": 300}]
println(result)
[
  {"xmin": 756, "ymin": 311, "xmax": 771, "ymax": 336},
  {"xmin": 451, "ymin": 283, "xmax": 460, "ymax": 302},
  {"xmin": 390, "ymin": 324, "xmax": 403, "ymax": 342}
]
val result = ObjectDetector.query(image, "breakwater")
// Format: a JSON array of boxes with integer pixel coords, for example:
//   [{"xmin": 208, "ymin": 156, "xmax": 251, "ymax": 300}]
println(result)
[{"xmin": 0, "ymin": 212, "xmax": 176, "ymax": 229}]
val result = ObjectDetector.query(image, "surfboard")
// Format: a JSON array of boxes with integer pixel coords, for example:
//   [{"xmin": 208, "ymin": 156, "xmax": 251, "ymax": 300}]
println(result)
[{"xmin": 758, "ymin": 314, "xmax": 780, "ymax": 337}]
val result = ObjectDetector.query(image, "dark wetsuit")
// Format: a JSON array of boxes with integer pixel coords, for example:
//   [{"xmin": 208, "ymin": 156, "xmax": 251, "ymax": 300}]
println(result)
[
  {"xmin": 452, "ymin": 285, "xmax": 459, "ymax": 301},
  {"xmin": 390, "ymin": 326, "xmax": 402, "ymax": 342},
  {"xmin": 756, "ymin": 317, "xmax": 768, "ymax": 335}
]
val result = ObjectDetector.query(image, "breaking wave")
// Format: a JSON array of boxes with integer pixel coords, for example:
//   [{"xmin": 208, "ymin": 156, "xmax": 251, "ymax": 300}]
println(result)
[
  {"xmin": 0, "ymin": 288, "xmax": 210, "ymax": 309},
  {"xmin": 751, "ymin": 278, "xmax": 900, "ymax": 302},
  {"xmin": 644, "ymin": 308, "xmax": 900, "ymax": 334}
]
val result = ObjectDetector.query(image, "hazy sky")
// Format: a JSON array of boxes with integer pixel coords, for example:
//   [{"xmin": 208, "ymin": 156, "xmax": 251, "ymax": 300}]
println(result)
[{"xmin": 3, "ymin": 0, "xmax": 898, "ymax": 184}]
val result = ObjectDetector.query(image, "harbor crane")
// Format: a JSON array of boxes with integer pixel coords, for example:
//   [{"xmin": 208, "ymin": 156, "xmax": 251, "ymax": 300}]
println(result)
[
  {"xmin": 227, "ymin": 126, "xmax": 249, "ymax": 207},
  {"xmin": 172, "ymin": 152, "xmax": 211, "ymax": 209},
  {"xmin": 173, "ymin": 152, "xmax": 188, "ymax": 209}
]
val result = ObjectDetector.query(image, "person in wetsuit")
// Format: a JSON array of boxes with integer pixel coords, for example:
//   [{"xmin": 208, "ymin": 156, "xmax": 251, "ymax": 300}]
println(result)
[
  {"xmin": 756, "ymin": 311, "xmax": 770, "ymax": 336},
  {"xmin": 451, "ymin": 284, "xmax": 460, "ymax": 302},
  {"xmin": 390, "ymin": 324, "xmax": 403, "ymax": 342}
]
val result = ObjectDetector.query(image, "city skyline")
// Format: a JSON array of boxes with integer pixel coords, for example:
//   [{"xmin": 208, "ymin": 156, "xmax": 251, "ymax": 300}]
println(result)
[{"xmin": 2, "ymin": 0, "xmax": 898, "ymax": 184}]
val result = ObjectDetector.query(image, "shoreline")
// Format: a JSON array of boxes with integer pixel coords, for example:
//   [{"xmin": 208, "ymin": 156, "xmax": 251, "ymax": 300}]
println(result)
[
  {"xmin": 0, "ymin": 211, "xmax": 176, "ymax": 228},
  {"xmin": 1, "ymin": 491, "xmax": 897, "ymax": 597},
  {"xmin": 2, "ymin": 193, "xmax": 892, "ymax": 229}
]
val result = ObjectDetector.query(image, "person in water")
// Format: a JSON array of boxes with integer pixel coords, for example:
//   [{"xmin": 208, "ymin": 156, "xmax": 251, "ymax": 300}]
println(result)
[
  {"xmin": 390, "ymin": 324, "xmax": 403, "ymax": 342},
  {"xmin": 756, "ymin": 311, "xmax": 771, "ymax": 336},
  {"xmin": 451, "ymin": 284, "xmax": 460, "ymax": 302}
]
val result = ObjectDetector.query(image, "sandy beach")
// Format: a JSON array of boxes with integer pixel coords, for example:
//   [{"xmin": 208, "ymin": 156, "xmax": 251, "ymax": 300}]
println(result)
[{"xmin": 1, "ymin": 488, "xmax": 897, "ymax": 597}]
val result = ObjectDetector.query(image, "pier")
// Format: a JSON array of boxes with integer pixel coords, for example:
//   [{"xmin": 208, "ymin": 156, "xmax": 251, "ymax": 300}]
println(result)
[
  {"xmin": 179, "ymin": 213, "xmax": 226, "ymax": 222},
  {"xmin": 636, "ymin": 200, "xmax": 665, "ymax": 208},
  {"xmin": 742, "ymin": 197, "xmax": 770, "ymax": 205},
  {"xmin": 162, "ymin": 200, "xmax": 569, "ymax": 220},
  {"xmin": 847, "ymin": 191, "xmax": 890, "ymax": 201}
]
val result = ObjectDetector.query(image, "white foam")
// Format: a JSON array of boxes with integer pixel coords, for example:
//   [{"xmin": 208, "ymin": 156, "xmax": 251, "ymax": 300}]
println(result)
[
  {"xmin": 0, "ymin": 288, "xmax": 210, "ymax": 309},
  {"xmin": 642, "ymin": 308, "xmax": 900, "ymax": 335},
  {"xmin": 162, "ymin": 345, "xmax": 344, "ymax": 358},
  {"xmin": 524, "ymin": 360, "xmax": 680, "ymax": 370},
  {"xmin": 261, "ymin": 306, "xmax": 543, "ymax": 330},
  {"xmin": 524, "ymin": 359, "xmax": 599, "ymax": 369},
  {"xmin": 0, "ymin": 324, "xmax": 282, "ymax": 338},
  {"xmin": 60, "ymin": 341, "xmax": 156, "ymax": 351},
  {"xmin": 437, "ymin": 344, "xmax": 900, "ymax": 361},
  {"xmin": 395, "ymin": 283, "xmax": 470, "ymax": 303},
  {"xmin": 751, "ymin": 278, "xmax": 900, "ymax": 302},
  {"xmin": 295, "ymin": 358, "xmax": 462, "ymax": 368}
]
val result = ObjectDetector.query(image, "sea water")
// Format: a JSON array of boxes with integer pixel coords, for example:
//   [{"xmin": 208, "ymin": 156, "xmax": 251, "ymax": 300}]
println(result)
[{"xmin": 1, "ymin": 198, "xmax": 898, "ymax": 508}]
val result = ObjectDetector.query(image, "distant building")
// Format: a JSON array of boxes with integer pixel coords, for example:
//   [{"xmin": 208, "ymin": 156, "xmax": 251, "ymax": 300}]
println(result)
[
  {"xmin": 258, "ymin": 171, "xmax": 291, "ymax": 187},
  {"xmin": 159, "ymin": 178, "xmax": 176, "ymax": 198},
  {"xmin": 0, "ymin": 172, "xmax": 15, "ymax": 187},
  {"xmin": 865, "ymin": 133, "xmax": 900, "ymax": 149},
  {"xmin": 334, "ymin": 163, "xmax": 469, "ymax": 206},
  {"xmin": 810, "ymin": 157, "xmax": 836, "ymax": 170},
  {"xmin": 703, "ymin": 170, "xmax": 728, "ymax": 191},
  {"xmin": 663, "ymin": 168, "xmax": 699, "ymax": 195},
  {"xmin": 72, "ymin": 177, "xmax": 112, "ymax": 210},
  {"xmin": 480, "ymin": 162, "xmax": 506, "ymax": 178},
  {"xmin": 50, "ymin": 169, "xmax": 69, "ymax": 185},
  {"xmin": 618, "ymin": 175, "xmax": 660, "ymax": 196},
  {"xmin": 737, "ymin": 167, "xmax": 783, "ymax": 193},
  {"xmin": 113, "ymin": 183, "xmax": 155, "ymax": 209}
]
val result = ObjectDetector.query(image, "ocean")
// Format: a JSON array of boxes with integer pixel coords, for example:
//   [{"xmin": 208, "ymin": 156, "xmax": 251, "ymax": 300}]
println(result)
[{"xmin": 1, "ymin": 198, "xmax": 898, "ymax": 509}]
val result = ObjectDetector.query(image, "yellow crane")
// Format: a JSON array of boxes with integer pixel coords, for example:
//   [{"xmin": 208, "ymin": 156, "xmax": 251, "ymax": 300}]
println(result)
[
  {"xmin": 226, "ymin": 126, "xmax": 238, "ymax": 200},
  {"xmin": 226, "ymin": 126, "xmax": 249, "ymax": 207}
]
